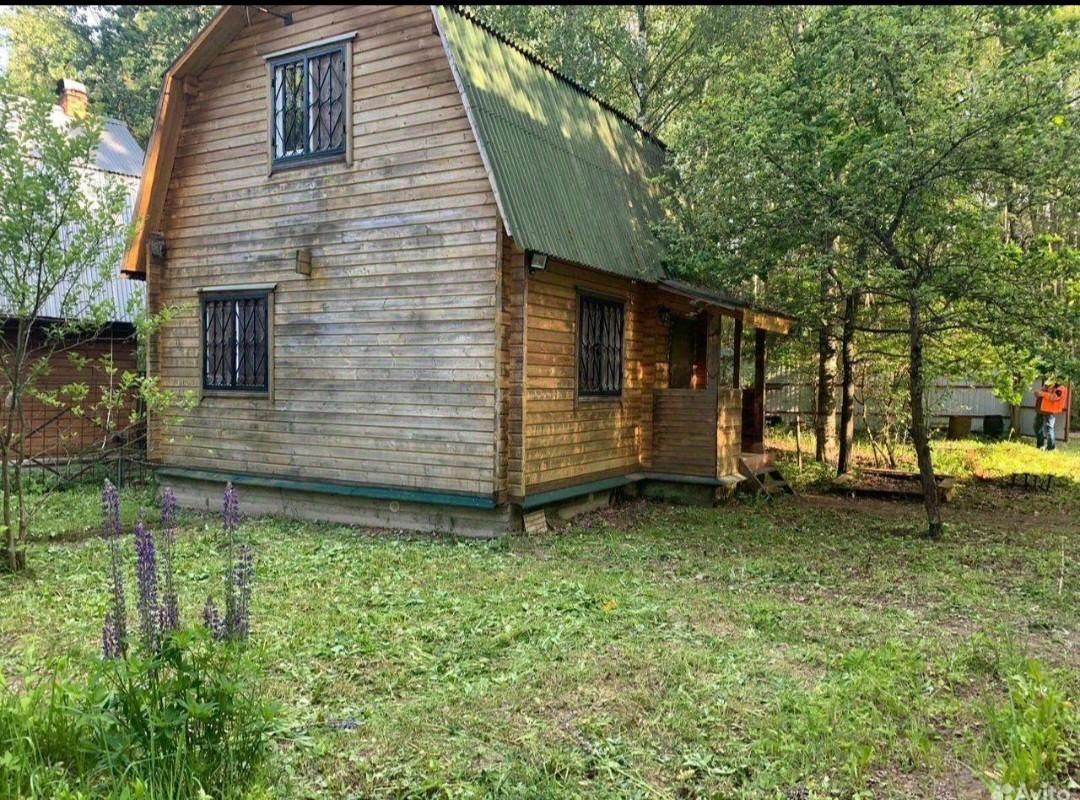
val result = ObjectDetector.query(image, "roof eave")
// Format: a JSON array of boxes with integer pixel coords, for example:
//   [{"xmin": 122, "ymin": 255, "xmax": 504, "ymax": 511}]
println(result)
[
  {"xmin": 122, "ymin": 6, "xmax": 250, "ymax": 278},
  {"xmin": 430, "ymin": 6, "xmax": 514, "ymax": 240}
]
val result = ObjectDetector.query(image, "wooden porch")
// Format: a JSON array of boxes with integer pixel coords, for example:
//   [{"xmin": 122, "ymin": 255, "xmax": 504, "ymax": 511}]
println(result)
[
  {"xmin": 651, "ymin": 386, "xmax": 743, "ymax": 479},
  {"xmin": 650, "ymin": 282, "xmax": 791, "ymax": 491}
]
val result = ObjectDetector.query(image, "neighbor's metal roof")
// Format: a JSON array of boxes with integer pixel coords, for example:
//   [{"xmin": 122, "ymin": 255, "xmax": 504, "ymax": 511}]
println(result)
[
  {"xmin": 34, "ymin": 183, "xmax": 143, "ymax": 324},
  {"xmin": 96, "ymin": 117, "xmax": 145, "ymax": 177},
  {"xmin": 46, "ymin": 106, "xmax": 145, "ymax": 177},
  {"xmin": 1, "ymin": 105, "xmax": 145, "ymax": 324},
  {"xmin": 436, "ymin": 6, "xmax": 666, "ymax": 282}
]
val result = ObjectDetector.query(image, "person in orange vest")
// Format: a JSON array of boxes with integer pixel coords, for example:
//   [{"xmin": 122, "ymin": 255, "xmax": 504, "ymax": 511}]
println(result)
[{"xmin": 1034, "ymin": 380, "xmax": 1068, "ymax": 451}]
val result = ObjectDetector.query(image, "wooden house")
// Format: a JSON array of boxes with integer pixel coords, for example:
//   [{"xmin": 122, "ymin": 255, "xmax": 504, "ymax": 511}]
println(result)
[
  {"xmin": 124, "ymin": 5, "xmax": 791, "ymax": 536},
  {"xmin": 2, "ymin": 80, "xmax": 144, "ymax": 465}
]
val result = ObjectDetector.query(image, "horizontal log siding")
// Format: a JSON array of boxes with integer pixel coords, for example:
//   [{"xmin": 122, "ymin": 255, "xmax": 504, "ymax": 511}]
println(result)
[
  {"xmin": 519, "ymin": 249, "xmax": 656, "ymax": 491},
  {"xmin": 651, "ymin": 389, "xmax": 717, "ymax": 477},
  {"xmin": 150, "ymin": 5, "xmax": 499, "ymax": 495},
  {"xmin": 498, "ymin": 231, "xmax": 526, "ymax": 500}
]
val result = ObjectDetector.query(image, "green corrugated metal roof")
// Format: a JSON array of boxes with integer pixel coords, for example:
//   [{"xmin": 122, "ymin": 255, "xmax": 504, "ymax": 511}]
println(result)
[{"xmin": 436, "ymin": 6, "xmax": 666, "ymax": 282}]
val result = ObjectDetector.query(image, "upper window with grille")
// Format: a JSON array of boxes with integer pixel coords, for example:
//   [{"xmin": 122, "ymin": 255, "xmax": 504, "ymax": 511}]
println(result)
[
  {"xmin": 202, "ymin": 291, "xmax": 270, "ymax": 393},
  {"xmin": 270, "ymin": 43, "xmax": 347, "ymax": 166},
  {"xmin": 578, "ymin": 294, "xmax": 624, "ymax": 398}
]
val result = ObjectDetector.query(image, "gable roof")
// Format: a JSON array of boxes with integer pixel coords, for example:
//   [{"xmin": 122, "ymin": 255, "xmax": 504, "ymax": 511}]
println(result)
[
  {"xmin": 434, "ymin": 7, "xmax": 666, "ymax": 282},
  {"xmin": 123, "ymin": 5, "xmax": 668, "ymax": 282}
]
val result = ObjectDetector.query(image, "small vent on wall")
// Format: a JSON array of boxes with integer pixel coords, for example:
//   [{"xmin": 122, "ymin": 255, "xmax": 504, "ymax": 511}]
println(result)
[{"xmin": 295, "ymin": 248, "xmax": 312, "ymax": 276}]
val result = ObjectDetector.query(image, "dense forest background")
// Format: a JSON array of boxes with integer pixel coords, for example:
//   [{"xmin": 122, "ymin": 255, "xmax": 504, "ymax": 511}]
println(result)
[
  {"xmin": 0, "ymin": 5, "xmax": 216, "ymax": 144},
  {"xmin": 2, "ymin": 4, "xmax": 1078, "ymax": 534}
]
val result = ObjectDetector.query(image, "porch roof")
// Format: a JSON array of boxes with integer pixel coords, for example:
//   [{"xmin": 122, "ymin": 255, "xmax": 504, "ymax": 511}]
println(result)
[{"xmin": 657, "ymin": 279, "xmax": 794, "ymax": 334}]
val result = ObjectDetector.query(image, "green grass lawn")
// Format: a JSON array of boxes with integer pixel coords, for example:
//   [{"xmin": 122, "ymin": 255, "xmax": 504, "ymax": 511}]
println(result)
[{"xmin": 2, "ymin": 441, "xmax": 1078, "ymax": 798}]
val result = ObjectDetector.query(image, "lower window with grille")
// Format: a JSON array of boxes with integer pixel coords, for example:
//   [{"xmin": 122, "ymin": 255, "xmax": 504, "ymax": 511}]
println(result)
[
  {"xmin": 577, "ymin": 294, "xmax": 624, "ymax": 397},
  {"xmin": 202, "ymin": 291, "xmax": 270, "ymax": 392}
]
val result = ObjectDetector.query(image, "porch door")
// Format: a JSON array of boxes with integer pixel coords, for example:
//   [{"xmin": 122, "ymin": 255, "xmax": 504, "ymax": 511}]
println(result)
[
  {"xmin": 668, "ymin": 316, "xmax": 708, "ymax": 389},
  {"xmin": 741, "ymin": 329, "xmax": 767, "ymax": 453}
]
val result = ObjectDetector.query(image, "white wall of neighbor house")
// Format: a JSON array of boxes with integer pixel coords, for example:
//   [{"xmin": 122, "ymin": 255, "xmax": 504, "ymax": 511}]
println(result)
[{"xmin": 766, "ymin": 370, "xmax": 1068, "ymax": 437}]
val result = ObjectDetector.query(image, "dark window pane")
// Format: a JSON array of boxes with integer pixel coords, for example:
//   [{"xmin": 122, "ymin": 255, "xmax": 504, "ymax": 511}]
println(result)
[
  {"xmin": 578, "ymin": 295, "xmax": 624, "ymax": 397},
  {"xmin": 274, "ymin": 59, "xmax": 306, "ymax": 159},
  {"xmin": 271, "ymin": 44, "xmax": 346, "ymax": 164},
  {"xmin": 203, "ymin": 293, "xmax": 269, "ymax": 392},
  {"xmin": 308, "ymin": 49, "xmax": 346, "ymax": 154}
]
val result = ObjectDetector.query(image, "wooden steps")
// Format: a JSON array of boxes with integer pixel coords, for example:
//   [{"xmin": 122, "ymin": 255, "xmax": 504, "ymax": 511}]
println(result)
[{"xmin": 737, "ymin": 453, "xmax": 794, "ymax": 498}]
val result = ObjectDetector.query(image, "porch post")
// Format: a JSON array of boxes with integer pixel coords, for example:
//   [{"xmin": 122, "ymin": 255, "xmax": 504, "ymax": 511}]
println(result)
[
  {"xmin": 755, "ymin": 328, "xmax": 766, "ymax": 399},
  {"xmin": 732, "ymin": 317, "xmax": 743, "ymax": 387},
  {"xmin": 744, "ymin": 327, "xmax": 767, "ymax": 454},
  {"xmin": 706, "ymin": 310, "xmax": 722, "ymax": 477}
]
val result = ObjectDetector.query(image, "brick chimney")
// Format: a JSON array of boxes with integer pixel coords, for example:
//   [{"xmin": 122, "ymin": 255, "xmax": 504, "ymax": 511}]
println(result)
[{"xmin": 56, "ymin": 78, "xmax": 90, "ymax": 119}]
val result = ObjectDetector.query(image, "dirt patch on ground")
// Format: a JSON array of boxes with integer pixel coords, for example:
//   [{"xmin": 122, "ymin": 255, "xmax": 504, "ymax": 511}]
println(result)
[
  {"xmin": 794, "ymin": 491, "xmax": 1076, "ymax": 535},
  {"xmin": 873, "ymin": 762, "xmax": 991, "ymax": 799}
]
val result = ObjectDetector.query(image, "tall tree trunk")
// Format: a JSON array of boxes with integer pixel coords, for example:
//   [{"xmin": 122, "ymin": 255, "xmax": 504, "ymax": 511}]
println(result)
[
  {"xmin": 908, "ymin": 302, "xmax": 943, "ymax": 539},
  {"xmin": 815, "ymin": 323, "xmax": 838, "ymax": 464},
  {"xmin": 837, "ymin": 290, "xmax": 859, "ymax": 474},
  {"xmin": 632, "ymin": 5, "xmax": 649, "ymax": 128}
]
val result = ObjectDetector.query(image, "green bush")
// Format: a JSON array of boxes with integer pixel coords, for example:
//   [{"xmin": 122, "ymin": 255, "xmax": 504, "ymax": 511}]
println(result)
[
  {"xmin": 984, "ymin": 659, "xmax": 1079, "ymax": 793},
  {"xmin": 0, "ymin": 663, "xmax": 98, "ymax": 799},
  {"xmin": 0, "ymin": 629, "xmax": 279, "ymax": 800}
]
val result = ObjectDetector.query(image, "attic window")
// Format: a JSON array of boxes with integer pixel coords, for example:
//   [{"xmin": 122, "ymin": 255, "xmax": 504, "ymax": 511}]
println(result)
[{"xmin": 270, "ymin": 42, "xmax": 347, "ymax": 166}]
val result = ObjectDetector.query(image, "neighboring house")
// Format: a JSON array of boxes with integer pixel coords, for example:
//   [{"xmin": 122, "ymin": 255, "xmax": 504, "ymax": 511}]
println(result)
[
  {"xmin": 2, "ymin": 80, "xmax": 144, "ymax": 463},
  {"xmin": 123, "ymin": 5, "xmax": 790, "ymax": 536}
]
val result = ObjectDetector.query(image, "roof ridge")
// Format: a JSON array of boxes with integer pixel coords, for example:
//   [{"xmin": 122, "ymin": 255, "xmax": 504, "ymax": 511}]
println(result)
[{"xmin": 441, "ymin": 5, "xmax": 666, "ymax": 149}]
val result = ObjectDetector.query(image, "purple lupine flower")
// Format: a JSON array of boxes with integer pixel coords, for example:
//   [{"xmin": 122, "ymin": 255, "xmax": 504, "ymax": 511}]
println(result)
[
  {"xmin": 158, "ymin": 596, "xmax": 179, "ymax": 635},
  {"xmin": 223, "ymin": 483, "xmax": 240, "ymax": 533},
  {"xmin": 221, "ymin": 482, "xmax": 250, "ymax": 641},
  {"xmin": 134, "ymin": 520, "xmax": 159, "ymax": 652},
  {"xmin": 160, "ymin": 486, "xmax": 178, "ymax": 534},
  {"xmin": 159, "ymin": 579, "xmax": 180, "ymax": 635},
  {"xmin": 158, "ymin": 487, "xmax": 180, "ymax": 635},
  {"xmin": 101, "ymin": 481, "xmax": 127, "ymax": 656},
  {"xmin": 101, "ymin": 611, "xmax": 122, "ymax": 659},
  {"xmin": 101, "ymin": 480, "xmax": 121, "ymax": 539},
  {"xmin": 225, "ymin": 545, "xmax": 255, "ymax": 641},
  {"xmin": 202, "ymin": 597, "xmax": 225, "ymax": 641}
]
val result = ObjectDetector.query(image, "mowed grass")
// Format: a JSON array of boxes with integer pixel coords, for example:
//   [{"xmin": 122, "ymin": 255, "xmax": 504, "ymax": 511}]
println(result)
[{"xmin": 1, "ymin": 443, "xmax": 1078, "ymax": 798}]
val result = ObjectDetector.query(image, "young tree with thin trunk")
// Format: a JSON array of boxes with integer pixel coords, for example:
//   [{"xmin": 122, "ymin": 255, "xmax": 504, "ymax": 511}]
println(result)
[
  {"xmin": 0, "ymin": 86, "xmax": 133, "ymax": 570},
  {"xmin": 814, "ymin": 270, "xmax": 839, "ymax": 465},
  {"xmin": 0, "ymin": 86, "xmax": 193, "ymax": 571},
  {"xmin": 836, "ymin": 288, "xmax": 860, "ymax": 475}
]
